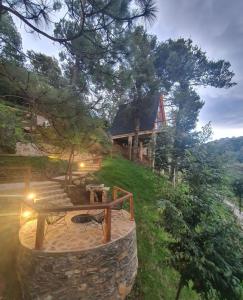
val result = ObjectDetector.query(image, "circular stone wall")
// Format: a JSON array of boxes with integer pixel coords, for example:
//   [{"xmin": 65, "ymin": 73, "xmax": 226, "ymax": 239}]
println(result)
[{"xmin": 17, "ymin": 214, "xmax": 137, "ymax": 300}]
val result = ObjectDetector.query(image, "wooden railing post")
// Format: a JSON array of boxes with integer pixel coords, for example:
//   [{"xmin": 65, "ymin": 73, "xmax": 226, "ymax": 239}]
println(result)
[
  {"xmin": 129, "ymin": 194, "xmax": 135, "ymax": 221},
  {"xmin": 112, "ymin": 187, "xmax": 117, "ymax": 201},
  {"xmin": 128, "ymin": 135, "xmax": 133, "ymax": 160},
  {"xmin": 35, "ymin": 213, "xmax": 46, "ymax": 250},
  {"xmin": 104, "ymin": 207, "xmax": 111, "ymax": 243}
]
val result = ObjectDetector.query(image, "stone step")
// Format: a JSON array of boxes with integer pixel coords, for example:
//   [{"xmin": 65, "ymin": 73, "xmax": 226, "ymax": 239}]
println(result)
[
  {"xmin": 79, "ymin": 165, "xmax": 100, "ymax": 167},
  {"xmin": 47, "ymin": 199, "xmax": 71, "ymax": 205},
  {"xmin": 36, "ymin": 202, "xmax": 72, "ymax": 209},
  {"xmin": 30, "ymin": 182, "xmax": 61, "ymax": 189},
  {"xmin": 35, "ymin": 189, "xmax": 65, "ymax": 197},
  {"xmin": 35, "ymin": 193, "xmax": 68, "ymax": 202},
  {"xmin": 53, "ymin": 175, "xmax": 81, "ymax": 180},
  {"xmin": 73, "ymin": 168, "xmax": 100, "ymax": 174},
  {"xmin": 31, "ymin": 181, "xmax": 60, "ymax": 187},
  {"xmin": 35, "ymin": 196, "xmax": 72, "ymax": 205},
  {"xmin": 73, "ymin": 171, "xmax": 99, "ymax": 175},
  {"xmin": 31, "ymin": 183, "xmax": 62, "ymax": 192},
  {"xmin": 79, "ymin": 166, "xmax": 100, "ymax": 169},
  {"xmin": 45, "ymin": 202, "xmax": 72, "ymax": 208},
  {"xmin": 82, "ymin": 164, "xmax": 100, "ymax": 166},
  {"xmin": 72, "ymin": 172, "xmax": 88, "ymax": 176}
]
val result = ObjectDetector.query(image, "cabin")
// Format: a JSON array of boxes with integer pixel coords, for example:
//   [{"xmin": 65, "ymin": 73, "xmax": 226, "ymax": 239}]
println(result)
[{"xmin": 110, "ymin": 94, "xmax": 166, "ymax": 167}]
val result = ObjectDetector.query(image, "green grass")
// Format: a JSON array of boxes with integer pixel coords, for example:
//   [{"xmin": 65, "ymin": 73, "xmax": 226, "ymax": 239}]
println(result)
[
  {"xmin": 0, "ymin": 155, "xmax": 68, "ymax": 182},
  {"xmin": 0, "ymin": 99, "xmax": 27, "ymax": 113},
  {"xmin": 97, "ymin": 156, "xmax": 199, "ymax": 300}
]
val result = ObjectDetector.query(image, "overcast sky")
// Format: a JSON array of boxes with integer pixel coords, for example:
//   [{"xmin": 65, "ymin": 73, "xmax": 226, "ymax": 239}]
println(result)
[
  {"xmin": 150, "ymin": 0, "xmax": 243, "ymax": 140},
  {"xmin": 17, "ymin": 0, "xmax": 243, "ymax": 140}
]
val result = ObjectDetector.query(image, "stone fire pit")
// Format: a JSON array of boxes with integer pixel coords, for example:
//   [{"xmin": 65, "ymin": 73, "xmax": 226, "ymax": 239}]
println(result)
[{"xmin": 17, "ymin": 209, "xmax": 137, "ymax": 300}]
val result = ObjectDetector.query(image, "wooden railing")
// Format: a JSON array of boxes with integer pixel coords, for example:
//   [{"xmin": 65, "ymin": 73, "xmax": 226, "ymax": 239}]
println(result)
[{"xmin": 21, "ymin": 186, "xmax": 134, "ymax": 250}]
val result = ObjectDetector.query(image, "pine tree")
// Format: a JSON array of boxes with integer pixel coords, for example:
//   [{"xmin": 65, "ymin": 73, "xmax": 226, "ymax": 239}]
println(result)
[
  {"xmin": 114, "ymin": 26, "xmax": 160, "ymax": 160},
  {"xmin": 155, "ymin": 38, "xmax": 236, "ymax": 182},
  {"xmin": 0, "ymin": 13, "xmax": 24, "ymax": 64}
]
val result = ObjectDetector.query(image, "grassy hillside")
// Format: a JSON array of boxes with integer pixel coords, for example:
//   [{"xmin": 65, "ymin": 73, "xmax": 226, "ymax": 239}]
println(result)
[
  {"xmin": 208, "ymin": 136, "xmax": 243, "ymax": 163},
  {"xmin": 97, "ymin": 156, "xmax": 199, "ymax": 300},
  {"xmin": 0, "ymin": 155, "xmax": 68, "ymax": 182},
  {"xmin": 206, "ymin": 137, "xmax": 243, "ymax": 209},
  {"xmin": 207, "ymin": 136, "xmax": 243, "ymax": 180}
]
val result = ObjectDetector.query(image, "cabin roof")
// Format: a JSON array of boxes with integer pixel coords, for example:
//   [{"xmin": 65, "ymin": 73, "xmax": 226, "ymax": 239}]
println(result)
[{"xmin": 110, "ymin": 94, "xmax": 162, "ymax": 136}]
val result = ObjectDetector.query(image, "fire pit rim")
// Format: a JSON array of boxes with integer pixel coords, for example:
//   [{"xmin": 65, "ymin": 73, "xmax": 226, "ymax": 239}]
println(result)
[{"xmin": 71, "ymin": 213, "xmax": 93, "ymax": 224}]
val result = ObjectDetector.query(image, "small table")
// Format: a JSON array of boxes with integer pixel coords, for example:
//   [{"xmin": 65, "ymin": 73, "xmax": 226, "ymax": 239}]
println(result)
[{"xmin": 86, "ymin": 184, "xmax": 110, "ymax": 204}]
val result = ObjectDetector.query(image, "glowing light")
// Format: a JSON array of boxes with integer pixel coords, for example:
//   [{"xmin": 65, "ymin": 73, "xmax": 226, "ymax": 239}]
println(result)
[
  {"xmin": 80, "ymin": 162, "xmax": 85, "ymax": 168},
  {"xmin": 48, "ymin": 155, "xmax": 58, "ymax": 159},
  {"xmin": 27, "ymin": 193, "xmax": 36, "ymax": 200},
  {"xmin": 21, "ymin": 210, "xmax": 32, "ymax": 219}
]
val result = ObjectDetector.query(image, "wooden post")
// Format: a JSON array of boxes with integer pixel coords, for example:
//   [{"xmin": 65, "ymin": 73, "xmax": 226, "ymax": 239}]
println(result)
[
  {"xmin": 151, "ymin": 131, "xmax": 157, "ymax": 171},
  {"xmin": 35, "ymin": 214, "xmax": 46, "ymax": 250},
  {"xmin": 112, "ymin": 187, "xmax": 117, "ymax": 201},
  {"xmin": 104, "ymin": 208, "xmax": 111, "ymax": 243},
  {"xmin": 128, "ymin": 135, "xmax": 133, "ymax": 160},
  {"xmin": 139, "ymin": 142, "xmax": 143, "ymax": 162},
  {"xmin": 90, "ymin": 191, "xmax": 95, "ymax": 204},
  {"xmin": 172, "ymin": 167, "xmax": 176, "ymax": 188},
  {"xmin": 102, "ymin": 190, "xmax": 107, "ymax": 203},
  {"xmin": 69, "ymin": 151, "xmax": 75, "ymax": 185},
  {"xmin": 129, "ymin": 194, "xmax": 135, "ymax": 221},
  {"xmin": 111, "ymin": 140, "xmax": 113, "ymax": 158}
]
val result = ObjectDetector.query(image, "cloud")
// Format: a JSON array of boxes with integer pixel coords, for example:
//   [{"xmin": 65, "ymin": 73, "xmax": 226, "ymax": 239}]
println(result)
[
  {"xmin": 14, "ymin": 18, "xmax": 60, "ymax": 58},
  {"xmin": 200, "ymin": 93, "xmax": 243, "ymax": 128},
  {"xmin": 150, "ymin": 0, "xmax": 243, "ymax": 139}
]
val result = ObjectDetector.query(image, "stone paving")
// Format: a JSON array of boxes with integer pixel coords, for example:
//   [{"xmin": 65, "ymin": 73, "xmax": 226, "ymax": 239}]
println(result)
[{"xmin": 19, "ymin": 209, "xmax": 135, "ymax": 252}]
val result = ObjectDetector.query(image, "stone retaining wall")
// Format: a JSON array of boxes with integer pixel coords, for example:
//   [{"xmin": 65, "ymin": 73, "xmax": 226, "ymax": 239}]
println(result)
[
  {"xmin": 17, "ymin": 227, "xmax": 137, "ymax": 300},
  {"xmin": 16, "ymin": 143, "xmax": 46, "ymax": 156}
]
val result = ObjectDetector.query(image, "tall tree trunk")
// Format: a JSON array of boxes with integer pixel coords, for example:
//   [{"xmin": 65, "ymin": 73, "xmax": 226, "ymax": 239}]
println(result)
[
  {"xmin": 170, "ymin": 107, "xmax": 181, "ymax": 185},
  {"xmin": 171, "ymin": 166, "xmax": 176, "ymax": 188},
  {"xmin": 65, "ymin": 145, "xmax": 74, "ymax": 186},
  {"xmin": 132, "ymin": 82, "xmax": 141, "ymax": 161},
  {"xmin": 72, "ymin": 57, "xmax": 79, "ymax": 86},
  {"xmin": 133, "ymin": 117, "xmax": 140, "ymax": 161},
  {"xmin": 68, "ymin": 150, "xmax": 75, "ymax": 185},
  {"xmin": 150, "ymin": 131, "xmax": 157, "ymax": 171},
  {"xmin": 170, "ymin": 82, "xmax": 189, "ymax": 185},
  {"xmin": 170, "ymin": 155, "xmax": 178, "ymax": 186},
  {"xmin": 175, "ymin": 276, "xmax": 183, "ymax": 300}
]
